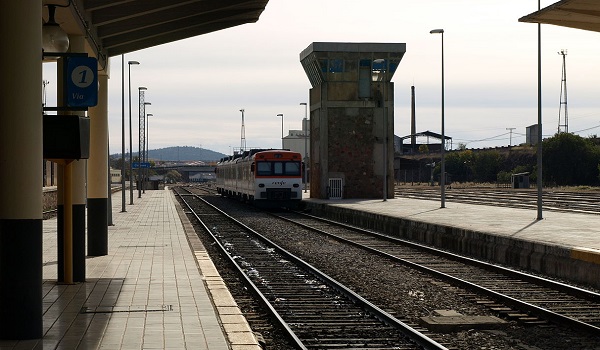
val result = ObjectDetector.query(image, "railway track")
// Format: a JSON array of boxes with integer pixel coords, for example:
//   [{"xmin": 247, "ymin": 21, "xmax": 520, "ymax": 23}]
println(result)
[
  {"xmin": 174, "ymin": 187, "xmax": 447, "ymax": 350},
  {"xmin": 395, "ymin": 187, "xmax": 600, "ymax": 214},
  {"xmin": 176, "ymin": 186, "xmax": 600, "ymax": 348},
  {"xmin": 273, "ymin": 210, "xmax": 600, "ymax": 336},
  {"xmin": 178, "ymin": 183, "xmax": 217, "ymax": 196}
]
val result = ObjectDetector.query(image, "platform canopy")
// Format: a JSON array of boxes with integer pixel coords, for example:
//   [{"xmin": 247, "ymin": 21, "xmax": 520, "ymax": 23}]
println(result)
[
  {"xmin": 519, "ymin": 0, "xmax": 600, "ymax": 32},
  {"xmin": 44, "ymin": 0, "xmax": 270, "ymax": 68}
]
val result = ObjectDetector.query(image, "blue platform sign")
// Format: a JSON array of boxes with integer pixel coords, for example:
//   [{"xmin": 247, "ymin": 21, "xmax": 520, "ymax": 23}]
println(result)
[
  {"xmin": 66, "ymin": 56, "xmax": 98, "ymax": 108},
  {"xmin": 133, "ymin": 162, "xmax": 150, "ymax": 169}
]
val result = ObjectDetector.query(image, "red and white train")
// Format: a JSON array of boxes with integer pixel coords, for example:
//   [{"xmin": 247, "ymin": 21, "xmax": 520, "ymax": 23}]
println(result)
[{"xmin": 216, "ymin": 149, "xmax": 303, "ymax": 208}]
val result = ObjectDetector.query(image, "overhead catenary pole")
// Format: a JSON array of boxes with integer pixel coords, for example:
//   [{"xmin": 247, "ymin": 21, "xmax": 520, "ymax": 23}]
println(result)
[
  {"xmin": 558, "ymin": 49, "xmax": 568, "ymax": 134},
  {"xmin": 137, "ymin": 87, "xmax": 147, "ymax": 198}
]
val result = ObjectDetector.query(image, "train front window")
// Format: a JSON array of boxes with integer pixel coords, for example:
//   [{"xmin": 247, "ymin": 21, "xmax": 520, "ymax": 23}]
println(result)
[
  {"xmin": 256, "ymin": 161, "xmax": 301, "ymax": 176},
  {"xmin": 273, "ymin": 162, "xmax": 284, "ymax": 175},
  {"xmin": 284, "ymin": 162, "xmax": 301, "ymax": 175},
  {"xmin": 257, "ymin": 162, "xmax": 271, "ymax": 176}
]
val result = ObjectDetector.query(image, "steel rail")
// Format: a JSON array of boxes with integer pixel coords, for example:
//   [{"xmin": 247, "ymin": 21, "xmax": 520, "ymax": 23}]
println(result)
[
  {"xmin": 175, "ymin": 189, "xmax": 307, "ymax": 350},
  {"xmin": 276, "ymin": 211, "xmax": 600, "ymax": 335},
  {"xmin": 175, "ymin": 188, "xmax": 448, "ymax": 350},
  {"xmin": 286, "ymin": 211, "xmax": 600, "ymax": 301},
  {"xmin": 395, "ymin": 188, "xmax": 600, "ymax": 215}
]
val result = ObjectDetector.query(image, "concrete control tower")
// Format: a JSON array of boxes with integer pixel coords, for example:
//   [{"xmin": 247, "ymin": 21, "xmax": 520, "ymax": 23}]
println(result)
[{"xmin": 300, "ymin": 42, "xmax": 406, "ymax": 199}]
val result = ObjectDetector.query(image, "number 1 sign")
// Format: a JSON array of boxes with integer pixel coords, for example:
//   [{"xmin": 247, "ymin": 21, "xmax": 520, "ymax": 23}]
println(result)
[{"xmin": 66, "ymin": 56, "xmax": 98, "ymax": 108}]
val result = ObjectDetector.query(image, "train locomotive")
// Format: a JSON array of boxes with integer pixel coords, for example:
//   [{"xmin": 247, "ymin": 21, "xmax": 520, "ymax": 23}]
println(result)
[{"xmin": 216, "ymin": 149, "xmax": 303, "ymax": 208}]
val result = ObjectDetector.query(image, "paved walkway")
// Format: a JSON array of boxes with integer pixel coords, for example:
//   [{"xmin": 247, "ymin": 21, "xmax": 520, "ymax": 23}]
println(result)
[
  {"xmin": 303, "ymin": 190, "xmax": 600, "ymax": 287},
  {"xmin": 4, "ymin": 188, "xmax": 598, "ymax": 349},
  {"xmin": 0, "ymin": 188, "xmax": 259, "ymax": 350},
  {"xmin": 304, "ymin": 193, "xmax": 600, "ymax": 253}
]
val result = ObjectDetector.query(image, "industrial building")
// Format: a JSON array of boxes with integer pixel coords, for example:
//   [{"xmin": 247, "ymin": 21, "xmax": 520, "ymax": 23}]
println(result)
[{"xmin": 300, "ymin": 42, "xmax": 406, "ymax": 199}]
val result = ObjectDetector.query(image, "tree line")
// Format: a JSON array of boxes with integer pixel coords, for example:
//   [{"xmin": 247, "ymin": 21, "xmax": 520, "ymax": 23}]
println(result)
[{"xmin": 423, "ymin": 133, "xmax": 600, "ymax": 186}]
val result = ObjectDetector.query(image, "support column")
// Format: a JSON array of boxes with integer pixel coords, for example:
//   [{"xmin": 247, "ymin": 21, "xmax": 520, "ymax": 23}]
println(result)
[
  {"xmin": 72, "ymin": 161, "xmax": 86, "ymax": 283},
  {"xmin": 0, "ymin": 1, "xmax": 43, "ymax": 339},
  {"xmin": 56, "ymin": 36, "xmax": 87, "ymax": 283},
  {"xmin": 87, "ymin": 67, "xmax": 109, "ymax": 256},
  {"xmin": 69, "ymin": 36, "xmax": 88, "ymax": 282},
  {"xmin": 57, "ymin": 165, "xmax": 64, "ymax": 281}
]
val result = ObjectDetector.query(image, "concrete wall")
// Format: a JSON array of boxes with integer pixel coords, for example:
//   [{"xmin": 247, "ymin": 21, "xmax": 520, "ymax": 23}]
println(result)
[
  {"xmin": 310, "ymin": 82, "xmax": 394, "ymax": 199},
  {"xmin": 304, "ymin": 201, "xmax": 600, "ymax": 289},
  {"xmin": 300, "ymin": 43, "xmax": 405, "ymax": 200}
]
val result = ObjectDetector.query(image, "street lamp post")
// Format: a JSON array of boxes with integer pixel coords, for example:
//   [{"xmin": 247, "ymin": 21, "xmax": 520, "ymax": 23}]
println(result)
[
  {"xmin": 277, "ymin": 114, "xmax": 284, "ymax": 149},
  {"xmin": 300, "ymin": 103, "xmax": 308, "ymax": 193},
  {"xmin": 536, "ymin": 0, "xmax": 543, "ymax": 220},
  {"xmin": 145, "ymin": 113, "xmax": 153, "ymax": 193},
  {"xmin": 430, "ymin": 28, "xmax": 446, "ymax": 209},
  {"xmin": 127, "ymin": 60, "xmax": 139, "ymax": 205},
  {"xmin": 142, "ymin": 102, "xmax": 151, "ymax": 194},
  {"xmin": 120, "ymin": 55, "xmax": 126, "ymax": 212}
]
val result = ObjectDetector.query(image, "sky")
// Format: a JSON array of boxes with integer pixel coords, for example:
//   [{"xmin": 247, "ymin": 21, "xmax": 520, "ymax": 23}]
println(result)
[{"xmin": 43, "ymin": 1, "xmax": 600, "ymax": 156}]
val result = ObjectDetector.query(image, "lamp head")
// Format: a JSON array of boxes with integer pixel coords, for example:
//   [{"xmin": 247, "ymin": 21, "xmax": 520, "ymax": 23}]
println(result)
[
  {"xmin": 42, "ymin": 5, "xmax": 69, "ymax": 53},
  {"xmin": 299, "ymin": 103, "xmax": 307, "ymax": 106},
  {"xmin": 430, "ymin": 29, "xmax": 444, "ymax": 34},
  {"xmin": 128, "ymin": 61, "xmax": 140, "ymax": 65},
  {"xmin": 144, "ymin": 102, "xmax": 151, "ymax": 106},
  {"xmin": 277, "ymin": 114, "xmax": 283, "ymax": 117},
  {"xmin": 139, "ymin": 86, "xmax": 147, "ymax": 91},
  {"xmin": 146, "ymin": 113, "xmax": 153, "ymax": 117}
]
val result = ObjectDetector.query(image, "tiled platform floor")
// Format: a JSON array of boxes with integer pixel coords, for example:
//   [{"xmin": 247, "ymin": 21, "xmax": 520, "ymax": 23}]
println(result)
[{"xmin": 0, "ymin": 188, "xmax": 259, "ymax": 350}]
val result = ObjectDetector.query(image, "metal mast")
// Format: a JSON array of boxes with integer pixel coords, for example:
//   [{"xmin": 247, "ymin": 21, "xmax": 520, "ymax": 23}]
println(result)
[
  {"xmin": 138, "ymin": 88, "xmax": 147, "ymax": 198},
  {"xmin": 506, "ymin": 127, "xmax": 515, "ymax": 146},
  {"xmin": 240, "ymin": 109, "xmax": 246, "ymax": 151},
  {"xmin": 558, "ymin": 49, "xmax": 568, "ymax": 134}
]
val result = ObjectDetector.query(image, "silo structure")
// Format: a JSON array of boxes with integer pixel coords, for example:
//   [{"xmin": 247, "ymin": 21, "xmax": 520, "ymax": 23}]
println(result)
[{"xmin": 300, "ymin": 42, "xmax": 406, "ymax": 199}]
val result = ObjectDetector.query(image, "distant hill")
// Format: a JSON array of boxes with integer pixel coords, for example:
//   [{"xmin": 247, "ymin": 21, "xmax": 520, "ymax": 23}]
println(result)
[
  {"xmin": 150, "ymin": 146, "xmax": 226, "ymax": 162},
  {"xmin": 113, "ymin": 146, "xmax": 227, "ymax": 162}
]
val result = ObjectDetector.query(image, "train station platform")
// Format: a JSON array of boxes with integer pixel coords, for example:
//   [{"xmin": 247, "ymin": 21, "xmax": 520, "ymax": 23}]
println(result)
[
  {"xmin": 302, "ymin": 191, "xmax": 600, "ymax": 289},
  {"xmin": 0, "ymin": 188, "xmax": 261, "ymax": 350}
]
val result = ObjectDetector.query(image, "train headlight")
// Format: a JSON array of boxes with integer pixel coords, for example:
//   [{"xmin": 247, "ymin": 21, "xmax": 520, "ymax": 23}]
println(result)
[
  {"xmin": 258, "ymin": 183, "xmax": 265, "ymax": 188},
  {"xmin": 293, "ymin": 184, "xmax": 299, "ymax": 188}
]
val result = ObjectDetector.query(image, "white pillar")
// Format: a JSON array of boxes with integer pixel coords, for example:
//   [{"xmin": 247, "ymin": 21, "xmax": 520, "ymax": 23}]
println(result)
[
  {"xmin": 87, "ymin": 64, "xmax": 109, "ymax": 256},
  {"xmin": 0, "ymin": 0, "xmax": 43, "ymax": 339},
  {"xmin": 56, "ymin": 35, "xmax": 87, "ymax": 283}
]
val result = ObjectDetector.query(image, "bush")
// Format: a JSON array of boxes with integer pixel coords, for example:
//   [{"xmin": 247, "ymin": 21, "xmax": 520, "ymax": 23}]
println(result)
[
  {"xmin": 472, "ymin": 151, "xmax": 502, "ymax": 183},
  {"xmin": 543, "ymin": 133, "xmax": 600, "ymax": 186}
]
